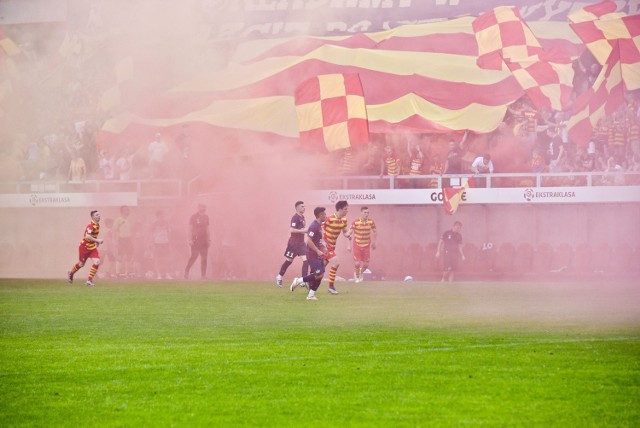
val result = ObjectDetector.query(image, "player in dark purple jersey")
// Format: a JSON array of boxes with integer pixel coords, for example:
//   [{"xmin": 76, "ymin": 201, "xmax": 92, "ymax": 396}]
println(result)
[
  {"xmin": 275, "ymin": 201, "xmax": 310, "ymax": 287},
  {"xmin": 290, "ymin": 207, "xmax": 328, "ymax": 300},
  {"xmin": 435, "ymin": 221, "xmax": 466, "ymax": 282}
]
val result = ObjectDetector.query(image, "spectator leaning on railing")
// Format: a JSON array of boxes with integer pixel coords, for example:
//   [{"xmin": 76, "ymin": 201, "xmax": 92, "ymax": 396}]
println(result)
[{"xmin": 471, "ymin": 153, "xmax": 493, "ymax": 187}]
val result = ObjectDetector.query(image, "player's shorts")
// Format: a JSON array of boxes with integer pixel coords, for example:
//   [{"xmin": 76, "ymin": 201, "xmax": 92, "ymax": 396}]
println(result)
[
  {"xmin": 79, "ymin": 245, "xmax": 100, "ymax": 263},
  {"xmin": 443, "ymin": 250, "xmax": 459, "ymax": 272},
  {"xmin": 307, "ymin": 254, "xmax": 325, "ymax": 277},
  {"xmin": 284, "ymin": 240, "xmax": 306, "ymax": 259},
  {"xmin": 353, "ymin": 245, "xmax": 370, "ymax": 263},
  {"xmin": 324, "ymin": 249, "xmax": 337, "ymax": 263}
]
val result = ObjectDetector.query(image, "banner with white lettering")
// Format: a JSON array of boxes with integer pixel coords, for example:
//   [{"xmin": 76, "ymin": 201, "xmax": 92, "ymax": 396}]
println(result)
[
  {"xmin": 305, "ymin": 186, "xmax": 640, "ymax": 206},
  {"xmin": 205, "ymin": 0, "xmax": 638, "ymax": 39},
  {"xmin": 0, "ymin": 193, "xmax": 138, "ymax": 208}
]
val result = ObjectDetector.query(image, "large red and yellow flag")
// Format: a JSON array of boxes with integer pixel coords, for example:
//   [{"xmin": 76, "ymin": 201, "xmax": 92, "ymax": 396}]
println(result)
[
  {"xmin": 568, "ymin": 42, "xmax": 624, "ymax": 147},
  {"xmin": 98, "ymin": 14, "xmax": 584, "ymax": 148},
  {"xmin": 567, "ymin": 0, "xmax": 640, "ymax": 146},
  {"xmin": 474, "ymin": 7, "xmax": 545, "ymax": 70},
  {"xmin": 295, "ymin": 73, "xmax": 368, "ymax": 152},
  {"xmin": 473, "ymin": 7, "xmax": 575, "ymax": 112},
  {"xmin": 569, "ymin": 1, "xmax": 640, "ymax": 90}
]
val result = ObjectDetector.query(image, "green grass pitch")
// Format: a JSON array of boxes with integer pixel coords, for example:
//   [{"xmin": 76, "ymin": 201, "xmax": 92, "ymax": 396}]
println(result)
[{"xmin": 1, "ymin": 279, "xmax": 639, "ymax": 427}]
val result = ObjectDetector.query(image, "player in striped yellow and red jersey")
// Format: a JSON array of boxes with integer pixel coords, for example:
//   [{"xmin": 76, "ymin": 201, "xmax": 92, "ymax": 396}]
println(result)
[
  {"xmin": 350, "ymin": 206, "xmax": 377, "ymax": 283},
  {"xmin": 68, "ymin": 210, "xmax": 104, "ymax": 286},
  {"xmin": 322, "ymin": 200, "xmax": 352, "ymax": 294}
]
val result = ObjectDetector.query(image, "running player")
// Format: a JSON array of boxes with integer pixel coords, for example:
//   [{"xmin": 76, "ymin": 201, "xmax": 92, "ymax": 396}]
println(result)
[
  {"xmin": 275, "ymin": 201, "xmax": 309, "ymax": 287},
  {"xmin": 290, "ymin": 207, "xmax": 328, "ymax": 300},
  {"xmin": 68, "ymin": 210, "xmax": 104, "ymax": 286},
  {"xmin": 322, "ymin": 200, "xmax": 352, "ymax": 294}
]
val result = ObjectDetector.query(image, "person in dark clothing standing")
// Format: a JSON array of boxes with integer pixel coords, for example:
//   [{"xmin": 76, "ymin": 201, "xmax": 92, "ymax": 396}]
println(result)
[
  {"xmin": 443, "ymin": 131, "xmax": 468, "ymax": 187},
  {"xmin": 435, "ymin": 221, "xmax": 465, "ymax": 282},
  {"xmin": 184, "ymin": 204, "xmax": 210, "ymax": 280}
]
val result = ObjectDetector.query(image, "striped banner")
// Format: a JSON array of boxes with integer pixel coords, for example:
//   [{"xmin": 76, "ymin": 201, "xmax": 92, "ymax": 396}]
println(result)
[
  {"xmin": 473, "ymin": 6, "xmax": 575, "ymax": 111},
  {"xmin": 568, "ymin": 42, "xmax": 624, "ymax": 147},
  {"xmin": 569, "ymin": 1, "xmax": 640, "ymax": 89},
  {"xmin": 99, "ymin": 15, "xmax": 585, "ymax": 147},
  {"xmin": 567, "ymin": 1, "xmax": 640, "ymax": 146}
]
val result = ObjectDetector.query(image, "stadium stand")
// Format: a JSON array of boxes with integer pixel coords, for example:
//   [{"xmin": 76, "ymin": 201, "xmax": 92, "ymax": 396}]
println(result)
[
  {"xmin": 571, "ymin": 243, "xmax": 593, "ymax": 274},
  {"xmin": 590, "ymin": 243, "xmax": 612, "ymax": 274},
  {"xmin": 494, "ymin": 242, "xmax": 516, "ymax": 274},
  {"xmin": 610, "ymin": 243, "xmax": 633, "ymax": 274},
  {"xmin": 460, "ymin": 242, "xmax": 479, "ymax": 275},
  {"xmin": 513, "ymin": 243, "xmax": 534, "ymax": 274},
  {"xmin": 532, "ymin": 242, "xmax": 553, "ymax": 274},
  {"xmin": 551, "ymin": 243, "xmax": 573, "ymax": 273}
]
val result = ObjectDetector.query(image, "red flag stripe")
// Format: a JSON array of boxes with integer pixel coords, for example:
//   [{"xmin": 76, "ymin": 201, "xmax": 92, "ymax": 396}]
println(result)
[
  {"xmin": 126, "ymin": 61, "xmax": 523, "ymax": 120},
  {"xmin": 568, "ymin": 42, "xmax": 624, "ymax": 146},
  {"xmin": 100, "ymin": 15, "xmax": 584, "ymax": 143}
]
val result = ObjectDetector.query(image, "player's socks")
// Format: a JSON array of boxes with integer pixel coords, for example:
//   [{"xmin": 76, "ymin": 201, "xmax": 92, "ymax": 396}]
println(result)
[
  {"xmin": 301, "ymin": 273, "xmax": 317, "ymax": 283},
  {"xmin": 328, "ymin": 266, "xmax": 337, "ymax": 288},
  {"xmin": 301, "ymin": 260, "xmax": 309, "ymax": 276},
  {"xmin": 88, "ymin": 264, "xmax": 99, "ymax": 281},
  {"xmin": 70, "ymin": 263, "xmax": 81, "ymax": 275},
  {"xmin": 279, "ymin": 260, "xmax": 292, "ymax": 276}
]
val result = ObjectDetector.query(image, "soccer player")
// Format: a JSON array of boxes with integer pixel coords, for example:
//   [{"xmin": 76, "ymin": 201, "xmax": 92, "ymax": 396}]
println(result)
[
  {"xmin": 350, "ymin": 206, "xmax": 377, "ymax": 283},
  {"xmin": 184, "ymin": 203, "xmax": 211, "ymax": 280},
  {"xmin": 68, "ymin": 210, "xmax": 104, "ymax": 286},
  {"xmin": 322, "ymin": 200, "xmax": 352, "ymax": 294},
  {"xmin": 275, "ymin": 201, "xmax": 309, "ymax": 287},
  {"xmin": 290, "ymin": 207, "xmax": 328, "ymax": 300},
  {"xmin": 435, "ymin": 221, "xmax": 466, "ymax": 282}
]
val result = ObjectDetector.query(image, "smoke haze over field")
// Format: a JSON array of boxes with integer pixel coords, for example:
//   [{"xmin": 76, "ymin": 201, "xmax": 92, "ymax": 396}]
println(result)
[{"xmin": 0, "ymin": 1, "xmax": 638, "ymax": 283}]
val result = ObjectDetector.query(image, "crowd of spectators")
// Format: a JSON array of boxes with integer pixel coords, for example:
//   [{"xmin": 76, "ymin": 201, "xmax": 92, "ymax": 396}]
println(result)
[
  {"xmin": 329, "ymin": 89, "xmax": 640, "ymax": 187},
  {"xmin": 0, "ymin": 4, "xmax": 199, "ymax": 185}
]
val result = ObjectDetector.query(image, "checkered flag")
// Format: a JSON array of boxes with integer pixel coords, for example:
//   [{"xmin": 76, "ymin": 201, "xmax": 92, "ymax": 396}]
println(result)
[
  {"xmin": 473, "ymin": 6, "xmax": 574, "ymax": 111},
  {"xmin": 295, "ymin": 73, "xmax": 369, "ymax": 152},
  {"xmin": 567, "ymin": 0, "xmax": 639, "ymax": 146}
]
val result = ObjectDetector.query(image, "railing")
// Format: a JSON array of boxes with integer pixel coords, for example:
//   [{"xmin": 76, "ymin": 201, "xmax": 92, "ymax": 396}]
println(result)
[
  {"xmin": 312, "ymin": 171, "xmax": 640, "ymax": 190},
  {"xmin": 1, "ymin": 172, "xmax": 638, "ymax": 200}
]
